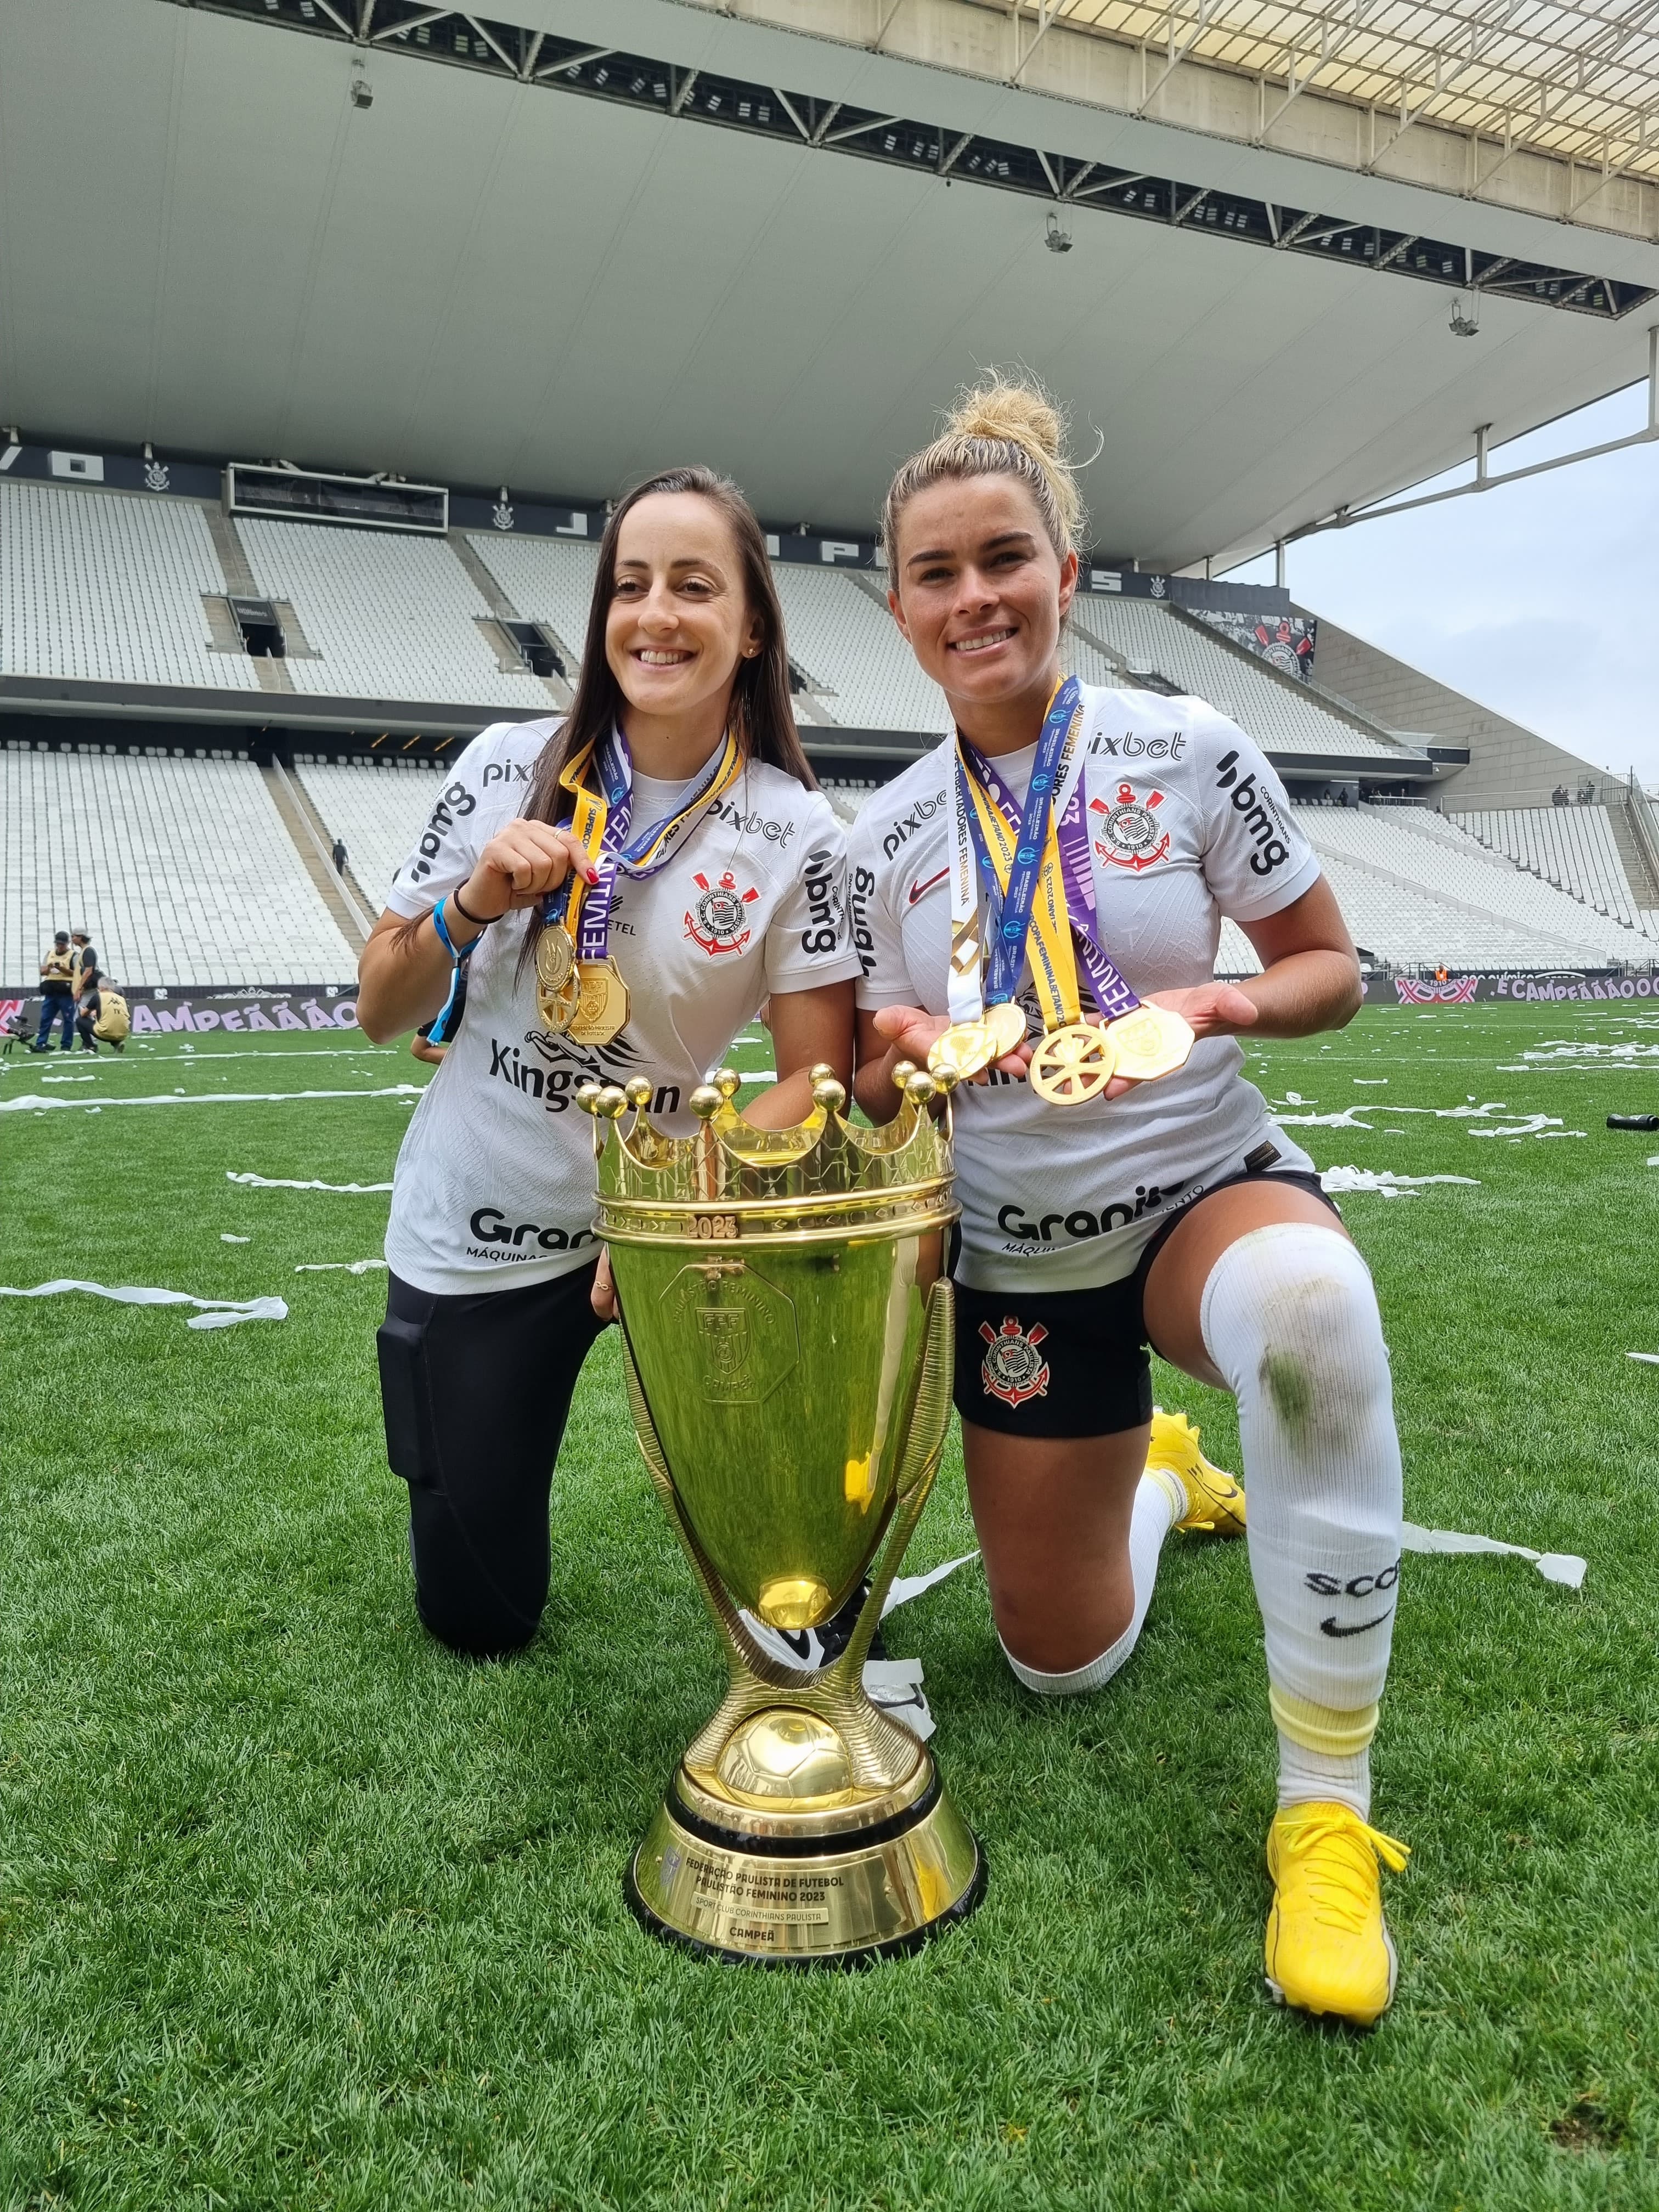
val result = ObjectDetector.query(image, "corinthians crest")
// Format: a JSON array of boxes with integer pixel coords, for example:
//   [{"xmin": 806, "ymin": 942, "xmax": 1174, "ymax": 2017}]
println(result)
[
  {"xmin": 1090, "ymin": 782, "xmax": 1170, "ymax": 871},
  {"xmin": 685, "ymin": 869, "xmax": 759, "ymax": 956},
  {"xmin": 979, "ymin": 1318, "xmax": 1050, "ymax": 1408}
]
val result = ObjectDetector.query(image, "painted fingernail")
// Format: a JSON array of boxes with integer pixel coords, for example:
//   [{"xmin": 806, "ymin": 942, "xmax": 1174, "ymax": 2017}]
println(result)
[{"xmin": 587, "ymin": 867, "xmax": 600, "ymax": 884}]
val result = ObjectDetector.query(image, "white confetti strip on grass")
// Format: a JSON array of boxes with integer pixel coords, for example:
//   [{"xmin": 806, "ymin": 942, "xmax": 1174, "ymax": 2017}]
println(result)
[
  {"xmin": 1401, "ymin": 1522, "xmax": 1585, "ymax": 1590},
  {"xmin": 0, "ymin": 1280, "xmax": 286, "ymax": 1330},
  {"xmin": 1319, "ymin": 1167, "xmax": 1481, "ymax": 1196},
  {"xmin": 0, "ymin": 1085, "xmax": 422, "ymax": 1114},
  {"xmin": 228, "ymin": 1171, "xmax": 394, "ymax": 1193},
  {"xmin": 221, "ymin": 1234, "xmax": 251, "ymax": 1244},
  {"xmin": 293, "ymin": 1259, "xmax": 388, "ymax": 1275},
  {"xmin": 1628, "ymin": 1351, "xmax": 1659, "ymax": 1366},
  {"xmin": 1275, "ymin": 1106, "xmax": 1377, "ymax": 1128}
]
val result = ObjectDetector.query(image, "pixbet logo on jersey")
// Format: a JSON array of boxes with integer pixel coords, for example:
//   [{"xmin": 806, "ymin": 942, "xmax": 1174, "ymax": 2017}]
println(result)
[
  {"xmin": 1090, "ymin": 782, "xmax": 1170, "ymax": 871},
  {"xmin": 685, "ymin": 870, "xmax": 760, "ymax": 956},
  {"xmin": 979, "ymin": 1318, "xmax": 1051, "ymax": 1408}
]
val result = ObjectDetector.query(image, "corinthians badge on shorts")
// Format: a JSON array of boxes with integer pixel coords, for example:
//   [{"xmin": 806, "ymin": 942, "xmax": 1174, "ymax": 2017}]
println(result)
[
  {"xmin": 1090, "ymin": 783, "xmax": 1170, "ymax": 872},
  {"xmin": 979, "ymin": 1318, "xmax": 1051, "ymax": 1409},
  {"xmin": 685, "ymin": 870, "xmax": 760, "ymax": 956}
]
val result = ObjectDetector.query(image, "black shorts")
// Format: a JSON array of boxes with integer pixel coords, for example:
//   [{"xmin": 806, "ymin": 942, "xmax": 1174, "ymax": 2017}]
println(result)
[{"xmin": 952, "ymin": 1170, "xmax": 1338, "ymax": 1440}]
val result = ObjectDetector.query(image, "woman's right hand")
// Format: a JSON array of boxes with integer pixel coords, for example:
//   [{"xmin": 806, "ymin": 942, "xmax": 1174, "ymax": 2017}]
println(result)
[
  {"xmin": 459, "ymin": 822, "xmax": 599, "ymax": 922},
  {"xmin": 871, "ymin": 1003, "xmax": 1027, "ymax": 1081}
]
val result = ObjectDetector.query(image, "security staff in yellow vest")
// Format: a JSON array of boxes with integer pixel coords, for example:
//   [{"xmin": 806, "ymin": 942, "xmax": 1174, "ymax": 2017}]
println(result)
[{"xmin": 31, "ymin": 933, "xmax": 74, "ymax": 1053}]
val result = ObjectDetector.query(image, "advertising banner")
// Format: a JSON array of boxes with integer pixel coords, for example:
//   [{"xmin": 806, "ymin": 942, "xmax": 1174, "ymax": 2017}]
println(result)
[{"xmin": 1363, "ymin": 970, "xmax": 1658, "ymax": 1005}]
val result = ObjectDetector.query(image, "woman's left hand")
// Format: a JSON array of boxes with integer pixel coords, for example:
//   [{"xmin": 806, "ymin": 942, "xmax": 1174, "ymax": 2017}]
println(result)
[{"xmin": 590, "ymin": 1248, "xmax": 618, "ymax": 1323}]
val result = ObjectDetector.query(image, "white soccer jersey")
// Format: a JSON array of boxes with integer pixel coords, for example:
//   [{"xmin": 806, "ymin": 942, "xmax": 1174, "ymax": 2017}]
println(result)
[
  {"xmin": 848, "ymin": 686, "xmax": 1323, "ymax": 1293},
  {"xmin": 383, "ymin": 718, "xmax": 860, "ymax": 1296}
]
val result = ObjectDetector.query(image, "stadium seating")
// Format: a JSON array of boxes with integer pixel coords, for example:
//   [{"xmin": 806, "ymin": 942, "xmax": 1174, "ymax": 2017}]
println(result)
[
  {"xmin": 1296, "ymin": 803, "xmax": 1650, "ymax": 963},
  {"xmin": 235, "ymin": 518, "xmax": 553, "ymax": 710},
  {"xmin": 294, "ymin": 759, "xmax": 450, "ymax": 911},
  {"xmin": 768, "ymin": 567, "xmax": 949, "ymax": 733},
  {"xmin": 1452, "ymin": 806, "xmax": 1651, "ymax": 933},
  {"xmin": 465, "ymin": 534, "xmax": 600, "ymax": 668},
  {"xmin": 0, "ymin": 481, "xmax": 261, "ymax": 691},
  {"xmin": 1070, "ymin": 597, "xmax": 1407, "ymax": 760},
  {"xmin": 2, "ymin": 746, "xmax": 356, "ymax": 985}
]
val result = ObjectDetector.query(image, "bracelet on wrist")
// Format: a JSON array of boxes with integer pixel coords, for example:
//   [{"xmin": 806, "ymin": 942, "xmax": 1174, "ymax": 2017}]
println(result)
[{"xmin": 449, "ymin": 885, "xmax": 501, "ymax": 928}]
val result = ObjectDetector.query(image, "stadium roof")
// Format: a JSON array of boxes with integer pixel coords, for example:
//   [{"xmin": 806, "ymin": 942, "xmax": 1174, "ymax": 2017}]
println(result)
[
  {"xmin": 0, "ymin": 0, "xmax": 1654, "ymax": 571},
  {"xmin": 1042, "ymin": 0, "xmax": 1659, "ymax": 187}
]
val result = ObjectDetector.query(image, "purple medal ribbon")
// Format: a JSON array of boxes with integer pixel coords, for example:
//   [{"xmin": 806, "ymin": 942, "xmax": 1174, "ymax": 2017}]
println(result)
[
  {"xmin": 1054, "ymin": 774, "xmax": 1141, "ymax": 1022},
  {"xmin": 542, "ymin": 728, "xmax": 730, "ymax": 952}
]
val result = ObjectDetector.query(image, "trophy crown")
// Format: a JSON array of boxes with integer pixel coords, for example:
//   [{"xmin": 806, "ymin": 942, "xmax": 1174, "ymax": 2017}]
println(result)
[{"xmin": 580, "ymin": 1063, "xmax": 956, "ymax": 1245}]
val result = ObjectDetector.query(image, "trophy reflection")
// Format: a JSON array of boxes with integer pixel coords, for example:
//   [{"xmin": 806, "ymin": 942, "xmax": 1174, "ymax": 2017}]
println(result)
[{"xmin": 578, "ymin": 1062, "xmax": 984, "ymax": 1964}]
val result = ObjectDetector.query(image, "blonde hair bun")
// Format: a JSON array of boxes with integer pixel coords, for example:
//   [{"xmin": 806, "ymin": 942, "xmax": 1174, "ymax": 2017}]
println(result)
[
  {"xmin": 883, "ymin": 372, "xmax": 1085, "ymax": 557},
  {"xmin": 945, "ymin": 377, "xmax": 1065, "ymax": 470}
]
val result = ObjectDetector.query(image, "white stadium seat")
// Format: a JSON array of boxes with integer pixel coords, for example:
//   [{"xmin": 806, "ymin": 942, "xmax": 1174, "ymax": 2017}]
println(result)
[
  {"xmin": 0, "ymin": 481, "xmax": 260, "ymax": 691},
  {"xmin": 2, "ymin": 748, "xmax": 356, "ymax": 986},
  {"xmin": 1452, "ymin": 806, "xmax": 1650, "ymax": 934},
  {"xmin": 1072, "ymin": 597, "xmax": 1407, "ymax": 760},
  {"xmin": 295, "ymin": 760, "xmax": 453, "ymax": 911},
  {"xmin": 768, "ymin": 567, "xmax": 950, "ymax": 734},
  {"xmin": 464, "ymin": 534, "xmax": 601, "ymax": 669},
  {"xmin": 235, "ymin": 518, "xmax": 553, "ymax": 710}
]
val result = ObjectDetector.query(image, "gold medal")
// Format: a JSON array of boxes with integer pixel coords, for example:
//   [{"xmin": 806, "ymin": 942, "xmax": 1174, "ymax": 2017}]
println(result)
[
  {"xmin": 1103, "ymin": 1002, "xmax": 1195, "ymax": 1083},
  {"xmin": 1029, "ymin": 1022, "xmax": 1116, "ymax": 1107},
  {"xmin": 928, "ymin": 1021, "xmax": 997, "ymax": 1082},
  {"xmin": 984, "ymin": 1001, "xmax": 1028, "ymax": 1056},
  {"xmin": 536, "ymin": 922, "xmax": 575, "ymax": 995},
  {"xmin": 538, "ymin": 971, "xmax": 578, "ymax": 1034},
  {"xmin": 566, "ymin": 956, "xmax": 631, "ymax": 1047}
]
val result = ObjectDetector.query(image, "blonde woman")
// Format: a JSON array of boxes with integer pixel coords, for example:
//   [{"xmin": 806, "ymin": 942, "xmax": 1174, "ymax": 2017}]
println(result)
[{"xmin": 848, "ymin": 382, "xmax": 1409, "ymax": 2027}]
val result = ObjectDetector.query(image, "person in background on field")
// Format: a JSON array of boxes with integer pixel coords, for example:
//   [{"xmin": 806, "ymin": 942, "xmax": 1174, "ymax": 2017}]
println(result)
[
  {"xmin": 31, "ymin": 932, "xmax": 75, "ymax": 1052},
  {"xmin": 332, "ymin": 837, "xmax": 349, "ymax": 875},
  {"xmin": 74, "ymin": 943, "xmax": 105, "ymax": 1052}
]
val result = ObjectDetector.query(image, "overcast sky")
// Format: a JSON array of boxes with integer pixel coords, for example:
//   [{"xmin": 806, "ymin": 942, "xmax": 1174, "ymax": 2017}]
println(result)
[{"xmin": 1224, "ymin": 377, "xmax": 1659, "ymax": 791}]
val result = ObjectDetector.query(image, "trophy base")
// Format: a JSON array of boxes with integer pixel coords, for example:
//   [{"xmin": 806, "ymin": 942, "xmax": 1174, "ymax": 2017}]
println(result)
[{"xmin": 626, "ymin": 1759, "xmax": 985, "ymax": 1967}]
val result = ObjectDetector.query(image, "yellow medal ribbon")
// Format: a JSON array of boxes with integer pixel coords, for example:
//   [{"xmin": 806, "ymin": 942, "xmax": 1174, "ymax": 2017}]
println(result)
[{"xmin": 557, "ymin": 729, "xmax": 743, "ymax": 944}]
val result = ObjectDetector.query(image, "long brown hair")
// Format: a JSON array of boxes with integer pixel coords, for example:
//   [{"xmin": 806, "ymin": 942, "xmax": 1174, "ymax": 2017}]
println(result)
[{"xmin": 522, "ymin": 467, "xmax": 814, "ymax": 833}]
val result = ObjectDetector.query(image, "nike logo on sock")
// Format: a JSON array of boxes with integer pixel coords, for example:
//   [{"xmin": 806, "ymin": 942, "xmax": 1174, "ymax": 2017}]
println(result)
[{"xmin": 1319, "ymin": 1609, "xmax": 1394, "ymax": 1638}]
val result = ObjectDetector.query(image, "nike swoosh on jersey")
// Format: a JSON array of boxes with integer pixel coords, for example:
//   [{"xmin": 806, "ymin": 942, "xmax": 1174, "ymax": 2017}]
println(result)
[
  {"xmin": 1319, "ymin": 1608, "xmax": 1394, "ymax": 1639},
  {"xmin": 909, "ymin": 866, "xmax": 950, "ymax": 906}
]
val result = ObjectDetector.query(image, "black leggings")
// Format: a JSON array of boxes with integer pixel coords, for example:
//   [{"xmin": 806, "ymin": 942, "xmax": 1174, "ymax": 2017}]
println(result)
[{"xmin": 377, "ymin": 1263, "xmax": 606, "ymax": 1657}]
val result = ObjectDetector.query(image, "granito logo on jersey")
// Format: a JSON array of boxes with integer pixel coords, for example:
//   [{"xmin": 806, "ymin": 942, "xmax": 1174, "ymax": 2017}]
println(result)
[
  {"xmin": 403, "ymin": 778, "xmax": 478, "ymax": 882},
  {"xmin": 686, "ymin": 871, "xmax": 760, "ymax": 955},
  {"xmin": 1214, "ymin": 752, "xmax": 1291, "ymax": 877},
  {"xmin": 996, "ymin": 1182, "xmax": 1183, "ymax": 1244},
  {"xmin": 1090, "ymin": 783, "xmax": 1170, "ymax": 871},
  {"xmin": 466, "ymin": 1203, "xmax": 593, "ymax": 1259},
  {"xmin": 881, "ymin": 790, "xmax": 947, "ymax": 860},
  {"xmin": 979, "ymin": 1318, "xmax": 1050, "ymax": 1408}
]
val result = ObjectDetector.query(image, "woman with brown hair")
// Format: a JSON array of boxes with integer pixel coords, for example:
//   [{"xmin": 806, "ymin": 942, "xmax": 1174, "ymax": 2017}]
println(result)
[
  {"xmin": 356, "ymin": 469, "xmax": 860, "ymax": 1658},
  {"xmin": 849, "ymin": 380, "xmax": 1410, "ymax": 2027}
]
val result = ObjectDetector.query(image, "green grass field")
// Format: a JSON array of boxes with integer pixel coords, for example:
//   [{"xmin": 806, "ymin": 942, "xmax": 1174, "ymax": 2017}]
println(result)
[{"xmin": 1, "ymin": 1000, "xmax": 1655, "ymax": 2210}]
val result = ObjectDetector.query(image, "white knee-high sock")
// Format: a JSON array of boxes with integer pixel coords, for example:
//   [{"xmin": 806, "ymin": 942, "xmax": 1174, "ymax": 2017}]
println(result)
[
  {"xmin": 1199, "ymin": 1222, "xmax": 1403, "ymax": 1818},
  {"xmin": 1001, "ymin": 1470, "xmax": 1182, "ymax": 1694}
]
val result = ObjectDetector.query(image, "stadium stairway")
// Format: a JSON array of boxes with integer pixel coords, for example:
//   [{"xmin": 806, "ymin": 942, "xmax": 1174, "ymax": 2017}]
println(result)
[{"xmin": 261, "ymin": 759, "xmax": 375, "ymax": 943}]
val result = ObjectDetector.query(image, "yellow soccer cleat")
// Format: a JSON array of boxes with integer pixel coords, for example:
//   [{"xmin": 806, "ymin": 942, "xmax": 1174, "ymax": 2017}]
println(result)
[
  {"xmin": 1264, "ymin": 1802, "xmax": 1410, "ymax": 2027},
  {"xmin": 1147, "ymin": 1407, "xmax": 1246, "ymax": 1537}
]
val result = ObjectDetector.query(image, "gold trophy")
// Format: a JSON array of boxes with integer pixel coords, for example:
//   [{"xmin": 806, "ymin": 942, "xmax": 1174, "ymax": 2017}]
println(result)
[{"xmin": 577, "ymin": 1061, "xmax": 984, "ymax": 1965}]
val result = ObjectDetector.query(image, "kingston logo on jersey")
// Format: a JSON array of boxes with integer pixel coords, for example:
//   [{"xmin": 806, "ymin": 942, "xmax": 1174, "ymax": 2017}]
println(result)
[
  {"xmin": 1090, "ymin": 783, "xmax": 1170, "ymax": 871},
  {"xmin": 979, "ymin": 1318, "xmax": 1050, "ymax": 1408},
  {"xmin": 685, "ymin": 870, "xmax": 760, "ymax": 955}
]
